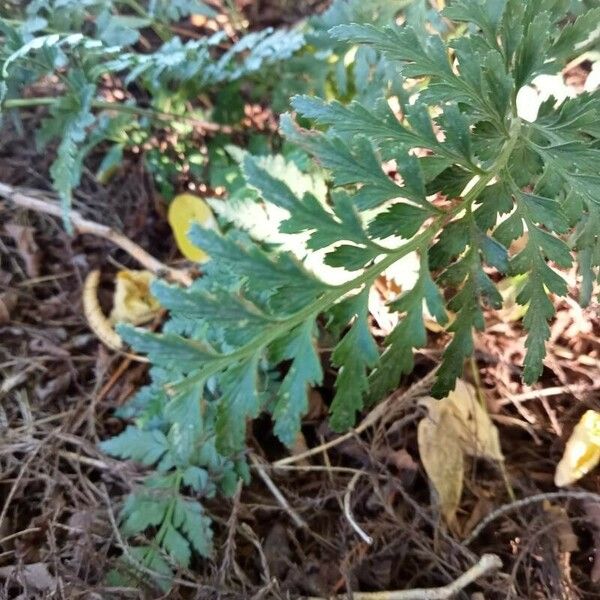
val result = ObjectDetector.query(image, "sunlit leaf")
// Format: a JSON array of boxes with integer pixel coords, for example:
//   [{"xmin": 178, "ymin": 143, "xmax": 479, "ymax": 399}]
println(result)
[
  {"xmin": 110, "ymin": 269, "xmax": 161, "ymax": 326},
  {"xmin": 555, "ymin": 410, "xmax": 600, "ymax": 487},
  {"xmin": 168, "ymin": 193, "xmax": 219, "ymax": 263}
]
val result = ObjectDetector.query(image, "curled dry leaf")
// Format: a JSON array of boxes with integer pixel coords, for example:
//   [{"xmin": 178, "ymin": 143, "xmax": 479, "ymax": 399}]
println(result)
[
  {"xmin": 83, "ymin": 270, "xmax": 122, "ymax": 351},
  {"xmin": 109, "ymin": 269, "xmax": 160, "ymax": 326},
  {"xmin": 496, "ymin": 275, "xmax": 528, "ymax": 323},
  {"xmin": 168, "ymin": 193, "xmax": 219, "ymax": 263},
  {"xmin": 555, "ymin": 410, "xmax": 600, "ymax": 487},
  {"xmin": 418, "ymin": 379, "xmax": 503, "ymax": 526},
  {"xmin": 418, "ymin": 401, "xmax": 464, "ymax": 529}
]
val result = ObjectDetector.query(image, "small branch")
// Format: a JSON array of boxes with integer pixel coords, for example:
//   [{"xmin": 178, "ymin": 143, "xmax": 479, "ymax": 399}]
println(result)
[
  {"xmin": 0, "ymin": 182, "xmax": 192, "ymax": 286},
  {"xmin": 498, "ymin": 382, "xmax": 600, "ymax": 406},
  {"xmin": 343, "ymin": 472, "xmax": 373, "ymax": 545},
  {"xmin": 249, "ymin": 452, "xmax": 308, "ymax": 530},
  {"xmin": 301, "ymin": 554, "xmax": 502, "ymax": 600},
  {"xmin": 463, "ymin": 490, "xmax": 600, "ymax": 546}
]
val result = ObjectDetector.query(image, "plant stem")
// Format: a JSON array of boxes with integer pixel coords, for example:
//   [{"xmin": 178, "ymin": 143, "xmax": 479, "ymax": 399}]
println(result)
[{"xmin": 2, "ymin": 97, "xmax": 232, "ymax": 133}]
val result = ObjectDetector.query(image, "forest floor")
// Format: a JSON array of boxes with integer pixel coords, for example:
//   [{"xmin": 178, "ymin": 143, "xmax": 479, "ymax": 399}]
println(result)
[{"xmin": 1, "ymin": 2, "xmax": 600, "ymax": 600}]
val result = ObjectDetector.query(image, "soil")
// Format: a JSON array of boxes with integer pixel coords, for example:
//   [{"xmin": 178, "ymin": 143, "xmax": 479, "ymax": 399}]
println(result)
[{"xmin": 1, "ymin": 3, "xmax": 599, "ymax": 600}]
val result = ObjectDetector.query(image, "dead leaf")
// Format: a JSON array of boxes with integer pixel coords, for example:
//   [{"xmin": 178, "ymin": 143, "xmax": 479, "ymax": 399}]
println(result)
[
  {"xmin": 462, "ymin": 496, "xmax": 494, "ymax": 536},
  {"xmin": 109, "ymin": 269, "xmax": 161, "ymax": 326},
  {"xmin": 263, "ymin": 522, "xmax": 291, "ymax": 580},
  {"xmin": 446, "ymin": 379, "xmax": 504, "ymax": 461},
  {"xmin": 420, "ymin": 380, "xmax": 503, "ymax": 462},
  {"xmin": 418, "ymin": 379, "xmax": 503, "ymax": 528},
  {"xmin": 555, "ymin": 410, "xmax": 600, "ymax": 487},
  {"xmin": 544, "ymin": 503, "xmax": 579, "ymax": 553},
  {"xmin": 5, "ymin": 223, "xmax": 41, "ymax": 277},
  {"xmin": 0, "ymin": 290, "xmax": 17, "ymax": 325},
  {"xmin": 417, "ymin": 402, "xmax": 464, "ymax": 529}
]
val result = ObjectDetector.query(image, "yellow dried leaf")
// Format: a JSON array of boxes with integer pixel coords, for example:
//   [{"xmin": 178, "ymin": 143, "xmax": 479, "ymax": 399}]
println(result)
[
  {"xmin": 420, "ymin": 380, "xmax": 503, "ymax": 462},
  {"xmin": 446, "ymin": 379, "xmax": 504, "ymax": 461},
  {"xmin": 109, "ymin": 269, "xmax": 161, "ymax": 326},
  {"xmin": 418, "ymin": 402, "xmax": 464, "ymax": 529},
  {"xmin": 168, "ymin": 193, "xmax": 218, "ymax": 263},
  {"xmin": 83, "ymin": 270, "xmax": 123, "ymax": 350},
  {"xmin": 555, "ymin": 410, "xmax": 600, "ymax": 487}
]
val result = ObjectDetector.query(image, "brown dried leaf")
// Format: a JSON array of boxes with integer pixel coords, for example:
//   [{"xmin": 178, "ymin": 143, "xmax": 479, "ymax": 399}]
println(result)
[
  {"xmin": 0, "ymin": 291, "xmax": 17, "ymax": 325},
  {"xmin": 417, "ymin": 402, "xmax": 464, "ymax": 528},
  {"xmin": 5, "ymin": 223, "xmax": 41, "ymax": 277},
  {"xmin": 544, "ymin": 503, "xmax": 579, "ymax": 553},
  {"xmin": 420, "ymin": 380, "xmax": 503, "ymax": 462},
  {"xmin": 263, "ymin": 522, "xmax": 291, "ymax": 580}
]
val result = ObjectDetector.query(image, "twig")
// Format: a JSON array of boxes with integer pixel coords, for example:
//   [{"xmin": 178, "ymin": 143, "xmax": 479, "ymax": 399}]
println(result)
[
  {"xmin": 301, "ymin": 554, "xmax": 502, "ymax": 600},
  {"xmin": 58, "ymin": 449, "xmax": 111, "ymax": 470},
  {"xmin": 343, "ymin": 472, "xmax": 373, "ymax": 545},
  {"xmin": 463, "ymin": 490, "xmax": 600, "ymax": 546},
  {"xmin": 249, "ymin": 452, "xmax": 308, "ymax": 530},
  {"xmin": 270, "ymin": 464, "xmax": 368, "ymax": 475},
  {"xmin": 0, "ymin": 182, "xmax": 192, "ymax": 286},
  {"xmin": 498, "ymin": 383, "xmax": 600, "ymax": 406},
  {"xmin": 274, "ymin": 369, "xmax": 438, "ymax": 467}
]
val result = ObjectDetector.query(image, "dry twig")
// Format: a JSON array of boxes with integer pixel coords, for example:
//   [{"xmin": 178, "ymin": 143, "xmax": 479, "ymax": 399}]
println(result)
[
  {"xmin": 463, "ymin": 490, "xmax": 600, "ymax": 546},
  {"xmin": 249, "ymin": 452, "xmax": 308, "ymax": 530},
  {"xmin": 0, "ymin": 182, "xmax": 192, "ymax": 286},
  {"xmin": 343, "ymin": 472, "xmax": 373, "ymax": 545},
  {"xmin": 301, "ymin": 554, "xmax": 502, "ymax": 600}
]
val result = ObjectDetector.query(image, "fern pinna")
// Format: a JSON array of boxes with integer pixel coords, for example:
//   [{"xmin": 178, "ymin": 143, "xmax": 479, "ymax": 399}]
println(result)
[{"xmin": 102, "ymin": 0, "xmax": 600, "ymax": 585}]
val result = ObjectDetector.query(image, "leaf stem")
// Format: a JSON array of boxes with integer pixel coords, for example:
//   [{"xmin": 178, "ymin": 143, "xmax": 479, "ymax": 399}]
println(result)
[
  {"xmin": 175, "ymin": 116, "xmax": 523, "ymax": 393},
  {"xmin": 2, "ymin": 97, "xmax": 232, "ymax": 133}
]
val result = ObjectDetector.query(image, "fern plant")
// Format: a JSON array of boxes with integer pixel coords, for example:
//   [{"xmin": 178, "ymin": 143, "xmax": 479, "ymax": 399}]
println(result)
[
  {"xmin": 101, "ymin": 0, "xmax": 600, "ymax": 589},
  {"xmin": 0, "ymin": 3, "xmax": 304, "ymax": 227}
]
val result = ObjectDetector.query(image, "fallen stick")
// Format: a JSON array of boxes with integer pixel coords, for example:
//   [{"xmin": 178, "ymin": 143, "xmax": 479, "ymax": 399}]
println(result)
[
  {"xmin": 344, "ymin": 471, "xmax": 373, "ymax": 545},
  {"xmin": 0, "ymin": 182, "xmax": 192, "ymax": 286},
  {"xmin": 463, "ymin": 490, "xmax": 600, "ymax": 546},
  {"xmin": 249, "ymin": 452, "xmax": 308, "ymax": 530},
  {"xmin": 301, "ymin": 554, "xmax": 502, "ymax": 600}
]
